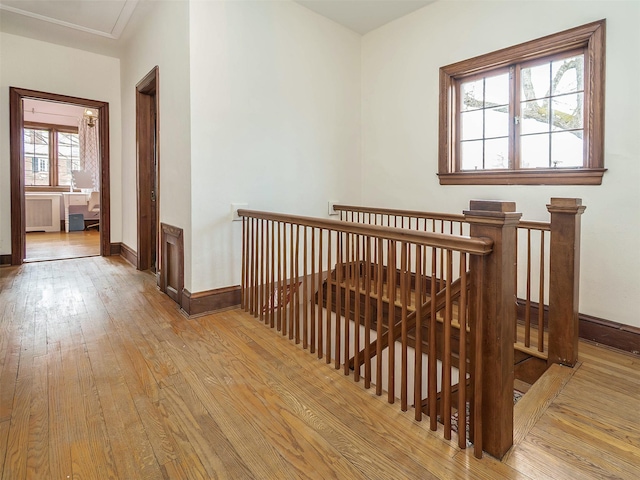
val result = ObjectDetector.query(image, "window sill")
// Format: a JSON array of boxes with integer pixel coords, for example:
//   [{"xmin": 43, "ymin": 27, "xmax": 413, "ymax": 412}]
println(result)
[{"xmin": 438, "ymin": 168, "xmax": 606, "ymax": 186}]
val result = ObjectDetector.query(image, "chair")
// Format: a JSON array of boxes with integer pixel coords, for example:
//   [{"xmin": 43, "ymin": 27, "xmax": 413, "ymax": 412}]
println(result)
[{"xmin": 86, "ymin": 191, "xmax": 100, "ymax": 230}]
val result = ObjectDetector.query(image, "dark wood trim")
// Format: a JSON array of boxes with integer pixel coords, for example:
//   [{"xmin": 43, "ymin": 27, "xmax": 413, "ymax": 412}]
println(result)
[
  {"xmin": 9, "ymin": 87, "xmax": 111, "ymax": 265},
  {"xmin": 181, "ymin": 286, "xmax": 242, "ymax": 317},
  {"xmin": 517, "ymin": 299, "xmax": 640, "ymax": 355},
  {"xmin": 119, "ymin": 243, "xmax": 138, "ymax": 267},
  {"xmin": 0, "ymin": 254, "xmax": 12, "ymax": 266},
  {"xmin": 110, "ymin": 243, "xmax": 122, "ymax": 255},
  {"xmin": 160, "ymin": 223, "xmax": 184, "ymax": 306},
  {"xmin": 438, "ymin": 19, "xmax": 606, "ymax": 185},
  {"xmin": 135, "ymin": 66, "xmax": 160, "ymax": 272},
  {"xmin": 579, "ymin": 315, "xmax": 640, "ymax": 355}
]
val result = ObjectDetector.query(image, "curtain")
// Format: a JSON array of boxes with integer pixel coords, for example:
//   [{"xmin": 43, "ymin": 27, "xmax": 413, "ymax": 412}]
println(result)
[{"xmin": 79, "ymin": 117, "xmax": 100, "ymax": 191}]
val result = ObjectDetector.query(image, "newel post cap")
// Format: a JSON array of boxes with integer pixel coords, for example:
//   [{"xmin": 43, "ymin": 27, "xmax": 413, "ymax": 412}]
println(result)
[
  {"xmin": 546, "ymin": 197, "xmax": 586, "ymax": 215},
  {"xmin": 463, "ymin": 200, "xmax": 522, "ymax": 226}
]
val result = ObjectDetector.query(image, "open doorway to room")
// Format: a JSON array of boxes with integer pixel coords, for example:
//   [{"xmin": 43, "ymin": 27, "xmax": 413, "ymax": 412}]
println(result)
[{"xmin": 9, "ymin": 88, "xmax": 110, "ymax": 265}]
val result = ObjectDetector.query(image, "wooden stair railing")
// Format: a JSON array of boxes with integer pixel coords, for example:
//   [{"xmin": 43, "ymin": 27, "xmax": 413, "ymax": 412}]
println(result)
[
  {"xmin": 342, "ymin": 272, "xmax": 469, "ymax": 372},
  {"xmin": 239, "ymin": 206, "xmax": 502, "ymax": 458},
  {"xmin": 335, "ymin": 197, "xmax": 586, "ymax": 371}
]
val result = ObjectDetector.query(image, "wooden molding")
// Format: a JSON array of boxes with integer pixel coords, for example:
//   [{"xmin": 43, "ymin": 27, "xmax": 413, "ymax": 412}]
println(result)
[
  {"xmin": 160, "ymin": 223, "xmax": 184, "ymax": 306},
  {"xmin": 9, "ymin": 87, "xmax": 111, "ymax": 265},
  {"xmin": 181, "ymin": 286, "xmax": 241, "ymax": 317},
  {"xmin": 517, "ymin": 299, "xmax": 639, "ymax": 355},
  {"xmin": 119, "ymin": 243, "xmax": 138, "ymax": 267},
  {"xmin": 109, "ymin": 243, "xmax": 122, "ymax": 255},
  {"xmin": 0, "ymin": 254, "xmax": 12, "ymax": 266}
]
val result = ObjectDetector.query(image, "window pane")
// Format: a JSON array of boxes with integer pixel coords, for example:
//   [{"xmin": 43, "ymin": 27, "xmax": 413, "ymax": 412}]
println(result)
[
  {"xmin": 460, "ymin": 140, "xmax": 483, "ymax": 170},
  {"xmin": 521, "ymin": 133, "xmax": 550, "ymax": 168},
  {"xmin": 485, "ymin": 73, "xmax": 509, "ymax": 106},
  {"xmin": 521, "ymin": 62, "xmax": 550, "ymax": 101},
  {"xmin": 58, "ymin": 132, "xmax": 80, "ymax": 186},
  {"xmin": 461, "ymin": 79, "xmax": 484, "ymax": 111},
  {"xmin": 551, "ymin": 93, "xmax": 583, "ymax": 131},
  {"xmin": 552, "ymin": 55, "xmax": 584, "ymax": 95},
  {"xmin": 485, "ymin": 107, "xmax": 509, "ymax": 138},
  {"xmin": 24, "ymin": 129, "xmax": 50, "ymax": 186},
  {"xmin": 485, "ymin": 137, "xmax": 509, "ymax": 169},
  {"xmin": 460, "ymin": 110, "xmax": 483, "ymax": 140},
  {"xmin": 521, "ymin": 99, "xmax": 549, "ymax": 135},
  {"xmin": 551, "ymin": 131, "xmax": 583, "ymax": 167}
]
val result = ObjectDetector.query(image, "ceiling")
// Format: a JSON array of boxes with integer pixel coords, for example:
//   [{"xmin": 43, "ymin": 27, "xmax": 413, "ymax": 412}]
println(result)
[
  {"xmin": 0, "ymin": 0, "xmax": 435, "ymax": 57},
  {"xmin": 294, "ymin": 1, "xmax": 434, "ymax": 35}
]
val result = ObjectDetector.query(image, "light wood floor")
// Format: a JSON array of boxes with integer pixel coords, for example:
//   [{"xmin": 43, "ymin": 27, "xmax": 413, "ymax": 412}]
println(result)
[
  {"xmin": 0, "ymin": 256, "xmax": 638, "ymax": 479},
  {"xmin": 25, "ymin": 230, "xmax": 99, "ymax": 262}
]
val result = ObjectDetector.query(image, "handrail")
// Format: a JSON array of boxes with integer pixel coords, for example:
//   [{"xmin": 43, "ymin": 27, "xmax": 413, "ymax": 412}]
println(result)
[
  {"xmin": 238, "ymin": 209, "xmax": 493, "ymax": 255},
  {"xmin": 334, "ymin": 204, "xmax": 466, "ymax": 223},
  {"xmin": 334, "ymin": 204, "xmax": 551, "ymax": 231}
]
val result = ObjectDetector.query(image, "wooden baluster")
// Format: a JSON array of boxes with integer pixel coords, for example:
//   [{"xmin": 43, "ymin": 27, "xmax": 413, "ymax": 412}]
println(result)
[
  {"xmin": 248, "ymin": 218, "xmax": 254, "ymax": 314},
  {"xmin": 326, "ymin": 230, "xmax": 333, "ymax": 364},
  {"xmin": 443, "ymin": 249, "xmax": 452, "ymax": 439},
  {"xmin": 265, "ymin": 219, "xmax": 270, "ymax": 325},
  {"xmin": 458, "ymin": 252, "xmax": 468, "ymax": 449},
  {"xmin": 400, "ymin": 242, "xmax": 408, "ymax": 412},
  {"xmin": 242, "ymin": 216, "xmax": 247, "ymax": 311},
  {"xmin": 270, "ymin": 220, "xmax": 275, "ymax": 328},
  {"xmin": 525, "ymin": 229, "xmax": 532, "ymax": 347},
  {"xmin": 429, "ymin": 247, "xmax": 437, "ymax": 430},
  {"xmin": 278, "ymin": 222, "xmax": 284, "ymax": 333},
  {"xmin": 341, "ymin": 233, "xmax": 351, "ymax": 372},
  {"xmin": 514, "ymin": 229, "xmax": 519, "ymax": 343},
  {"xmin": 260, "ymin": 219, "xmax": 265, "ymax": 323},
  {"xmin": 387, "ymin": 240, "xmax": 396, "ymax": 403},
  {"xmin": 303, "ymin": 226, "xmax": 308, "ymax": 349},
  {"xmin": 317, "ymin": 230, "xmax": 324, "ymax": 359},
  {"xmin": 472, "ymin": 258, "xmax": 484, "ymax": 459},
  {"xmin": 364, "ymin": 236, "xmax": 372, "ymax": 389},
  {"xmin": 414, "ymin": 245, "xmax": 422, "ymax": 421},
  {"xmin": 333, "ymin": 232, "xmax": 341, "ymax": 365},
  {"xmin": 439, "ymin": 221, "xmax": 445, "ymax": 292},
  {"xmin": 538, "ymin": 231, "xmax": 545, "ymax": 353},
  {"xmin": 310, "ymin": 228, "xmax": 316, "ymax": 352},
  {"xmin": 289, "ymin": 223, "xmax": 295, "ymax": 339},
  {"xmin": 278, "ymin": 223, "xmax": 287, "ymax": 335},
  {"xmin": 253, "ymin": 218, "xmax": 259, "ymax": 317},
  {"xmin": 354, "ymin": 234, "xmax": 361, "ymax": 382},
  {"xmin": 294, "ymin": 225, "xmax": 301, "ymax": 344},
  {"xmin": 376, "ymin": 238, "xmax": 384, "ymax": 396}
]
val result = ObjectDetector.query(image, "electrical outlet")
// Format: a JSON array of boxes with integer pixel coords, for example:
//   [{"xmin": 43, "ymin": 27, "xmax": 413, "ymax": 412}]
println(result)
[
  {"xmin": 231, "ymin": 203, "xmax": 248, "ymax": 221},
  {"xmin": 328, "ymin": 200, "xmax": 339, "ymax": 216}
]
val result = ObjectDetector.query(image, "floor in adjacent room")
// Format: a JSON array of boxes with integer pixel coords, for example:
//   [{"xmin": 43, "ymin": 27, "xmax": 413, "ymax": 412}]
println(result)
[{"xmin": 25, "ymin": 229, "xmax": 100, "ymax": 262}]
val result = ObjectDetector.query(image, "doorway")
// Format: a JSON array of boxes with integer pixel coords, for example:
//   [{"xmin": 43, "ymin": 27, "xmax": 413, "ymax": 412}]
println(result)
[
  {"xmin": 136, "ymin": 66, "xmax": 159, "ymax": 273},
  {"xmin": 9, "ymin": 88, "xmax": 111, "ymax": 265}
]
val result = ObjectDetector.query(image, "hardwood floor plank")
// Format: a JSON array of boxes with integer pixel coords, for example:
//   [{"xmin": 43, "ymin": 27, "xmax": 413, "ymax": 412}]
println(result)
[
  {"xmin": 26, "ymin": 355, "xmax": 50, "ymax": 478},
  {"xmin": 1, "ymin": 256, "xmax": 639, "ymax": 480}
]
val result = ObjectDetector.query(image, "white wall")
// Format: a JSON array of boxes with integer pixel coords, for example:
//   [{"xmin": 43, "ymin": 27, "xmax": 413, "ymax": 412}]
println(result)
[
  {"xmin": 119, "ymin": 0, "xmax": 192, "ymax": 287},
  {"xmin": 361, "ymin": 1, "xmax": 640, "ymax": 327},
  {"xmin": 0, "ymin": 32, "xmax": 122, "ymax": 253},
  {"xmin": 188, "ymin": 0, "xmax": 362, "ymax": 292}
]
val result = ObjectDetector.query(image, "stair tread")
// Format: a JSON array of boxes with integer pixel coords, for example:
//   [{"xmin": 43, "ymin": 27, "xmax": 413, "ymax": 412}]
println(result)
[{"xmin": 509, "ymin": 363, "xmax": 578, "ymax": 455}]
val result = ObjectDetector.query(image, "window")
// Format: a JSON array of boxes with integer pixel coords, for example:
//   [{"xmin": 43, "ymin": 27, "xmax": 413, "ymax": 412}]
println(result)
[
  {"xmin": 439, "ymin": 20, "xmax": 606, "ymax": 185},
  {"xmin": 24, "ymin": 124, "xmax": 80, "ymax": 188}
]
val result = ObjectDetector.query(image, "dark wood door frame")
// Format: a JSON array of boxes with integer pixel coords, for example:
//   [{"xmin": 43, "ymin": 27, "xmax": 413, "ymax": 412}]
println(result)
[
  {"xmin": 9, "ymin": 87, "xmax": 111, "ymax": 265},
  {"xmin": 136, "ymin": 66, "xmax": 160, "ymax": 273}
]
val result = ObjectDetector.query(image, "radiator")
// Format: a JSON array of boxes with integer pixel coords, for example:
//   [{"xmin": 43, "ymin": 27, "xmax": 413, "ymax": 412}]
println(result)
[{"xmin": 25, "ymin": 194, "xmax": 61, "ymax": 232}]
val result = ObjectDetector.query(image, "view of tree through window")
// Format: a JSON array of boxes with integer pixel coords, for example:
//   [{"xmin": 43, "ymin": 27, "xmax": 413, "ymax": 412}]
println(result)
[
  {"xmin": 438, "ymin": 20, "xmax": 605, "ymax": 185},
  {"xmin": 458, "ymin": 52, "xmax": 584, "ymax": 171}
]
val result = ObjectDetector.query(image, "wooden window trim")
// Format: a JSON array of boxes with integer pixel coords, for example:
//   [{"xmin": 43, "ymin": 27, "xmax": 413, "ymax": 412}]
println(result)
[
  {"xmin": 438, "ymin": 20, "xmax": 606, "ymax": 186},
  {"xmin": 24, "ymin": 122, "xmax": 79, "ymax": 188}
]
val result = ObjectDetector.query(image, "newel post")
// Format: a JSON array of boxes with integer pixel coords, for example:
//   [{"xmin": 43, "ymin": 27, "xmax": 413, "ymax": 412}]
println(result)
[
  {"xmin": 464, "ymin": 200, "xmax": 521, "ymax": 459},
  {"xmin": 546, "ymin": 198, "xmax": 586, "ymax": 367}
]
